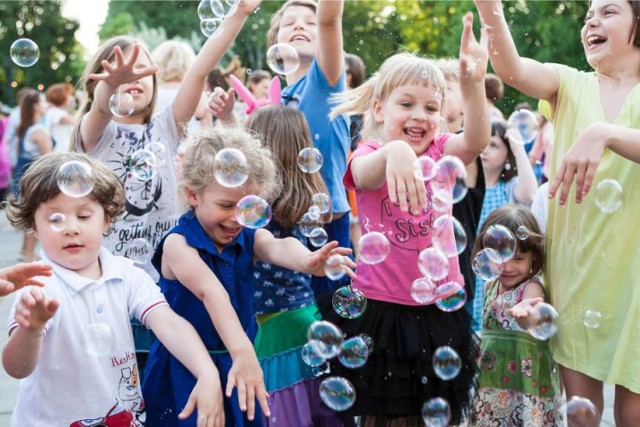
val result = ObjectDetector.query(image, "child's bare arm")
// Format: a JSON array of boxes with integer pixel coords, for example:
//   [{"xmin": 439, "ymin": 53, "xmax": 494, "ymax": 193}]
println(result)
[
  {"xmin": 508, "ymin": 280, "xmax": 545, "ymax": 329},
  {"xmin": 0, "ymin": 263, "xmax": 52, "ymax": 297},
  {"xmin": 316, "ymin": 0, "xmax": 345, "ymax": 85},
  {"xmin": 146, "ymin": 306, "xmax": 225, "ymax": 426},
  {"xmin": 2, "ymin": 288, "xmax": 59, "ymax": 378}
]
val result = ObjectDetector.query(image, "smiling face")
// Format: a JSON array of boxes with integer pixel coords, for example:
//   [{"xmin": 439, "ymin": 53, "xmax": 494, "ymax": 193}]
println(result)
[
  {"xmin": 34, "ymin": 193, "xmax": 110, "ymax": 279},
  {"xmin": 276, "ymin": 5, "xmax": 318, "ymax": 64},
  {"xmin": 373, "ymin": 84, "xmax": 443, "ymax": 155},
  {"xmin": 581, "ymin": 0, "xmax": 639, "ymax": 69},
  {"xmin": 499, "ymin": 250, "xmax": 534, "ymax": 289}
]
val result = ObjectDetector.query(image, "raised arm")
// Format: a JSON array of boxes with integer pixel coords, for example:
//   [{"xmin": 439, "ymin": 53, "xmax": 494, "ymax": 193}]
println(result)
[
  {"xmin": 316, "ymin": 0, "xmax": 344, "ymax": 85},
  {"xmin": 473, "ymin": 0, "xmax": 559, "ymax": 101},
  {"xmin": 507, "ymin": 130, "xmax": 539, "ymax": 205},
  {"xmin": 172, "ymin": 0, "xmax": 261, "ymax": 135}
]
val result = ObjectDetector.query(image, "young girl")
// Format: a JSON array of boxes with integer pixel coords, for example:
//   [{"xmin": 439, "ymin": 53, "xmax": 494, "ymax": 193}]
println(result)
[
  {"xmin": 142, "ymin": 126, "xmax": 355, "ymax": 426},
  {"xmin": 323, "ymin": 13, "xmax": 489, "ymax": 425},
  {"xmin": 471, "ymin": 205, "xmax": 562, "ymax": 425},
  {"xmin": 471, "ymin": 120, "xmax": 538, "ymax": 331},
  {"xmin": 245, "ymin": 105, "xmax": 345, "ymax": 426},
  {"xmin": 474, "ymin": 0, "xmax": 640, "ymax": 423},
  {"xmin": 3, "ymin": 152, "xmax": 223, "ymax": 426}
]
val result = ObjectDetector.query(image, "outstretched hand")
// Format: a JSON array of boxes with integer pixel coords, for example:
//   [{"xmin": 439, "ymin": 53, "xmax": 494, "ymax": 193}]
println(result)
[
  {"xmin": 508, "ymin": 297, "xmax": 544, "ymax": 320},
  {"xmin": 305, "ymin": 240, "xmax": 356, "ymax": 279},
  {"xmin": 207, "ymin": 87, "xmax": 236, "ymax": 120},
  {"xmin": 14, "ymin": 287, "xmax": 59, "ymax": 330},
  {"xmin": 548, "ymin": 122, "xmax": 610, "ymax": 205},
  {"xmin": 88, "ymin": 44, "xmax": 158, "ymax": 88},
  {"xmin": 0, "ymin": 263, "xmax": 52, "ymax": 297},
  {"xmin": 226, "ymin": 347, "xmax": 270, "ymax": 421},
  {"xmin": 179, "ymin": 373, "xmax": 225, "ymax": 427},
  {"xmin": 459, "ymin": 12, "xmax": 489, "ymax": 86}
]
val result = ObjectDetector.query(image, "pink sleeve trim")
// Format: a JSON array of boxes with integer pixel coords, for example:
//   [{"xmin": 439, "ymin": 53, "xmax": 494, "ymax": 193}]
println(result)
[{"xmin": 140, "ymin": 300, "xmax": 169, "ymax": 324}]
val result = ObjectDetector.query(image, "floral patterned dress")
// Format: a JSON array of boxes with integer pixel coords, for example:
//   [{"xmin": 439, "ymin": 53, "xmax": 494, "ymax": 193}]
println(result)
[{"xmin": 472, "ymin": 279, "xmax": 563, "ymax": 426}]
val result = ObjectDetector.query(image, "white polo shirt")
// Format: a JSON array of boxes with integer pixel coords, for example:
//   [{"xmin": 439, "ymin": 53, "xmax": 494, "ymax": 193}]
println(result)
[{"xmin": 8, "ymin": 248, "xmax": 167, "ymax": 427}]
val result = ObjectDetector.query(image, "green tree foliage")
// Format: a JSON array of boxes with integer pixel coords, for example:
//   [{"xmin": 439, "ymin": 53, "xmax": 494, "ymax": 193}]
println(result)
[{"xmin": 0, "ymin": 0, "xmax": 83, "ymax": 105}]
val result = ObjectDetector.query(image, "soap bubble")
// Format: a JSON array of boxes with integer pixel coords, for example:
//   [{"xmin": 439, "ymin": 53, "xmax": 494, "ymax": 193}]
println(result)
[
  {"xmin": 432, "ymin": 215, "xmax": 468, "ymax": 257},
  {"xmin": 507, "ymin": 109, "xmax": 538, "ymax": 144},
  {"xmin": 564, "ymin": 396, "xmax": 600, "ymax": 427},
  {"xmin": 418, "ymin": 247, "xmax": 449, "ymax": 281},
  {"xmin": 109, "ymin": 92, "xmax": 135, "ymax": 117},
  {"xmin": 234, "ymin": 195, "xmax": 272, "ymax": 229},
  {"xmin": 301, "ymin": 342, "xmax": 326, "ymax": 367},
  {"xmin": 338, "ymin": 336, "xmax": 369, "ymax": 369},
  {"xmin": 266, "ymin": 43, "xmax": 300, "ymax": 75},
  {"xmin": 422, "ymin": 397, "xmax": 451, "ymax": 427},
  {"xmin": 319, "ymin": 377, "xmax": 356, "ymax": 411},
  {"xmin": 57, "ymin": 160, "xmax": 94, "ymax": 198},
  {"xmin": 482, "ymin": 224, "xmax": 517, "ymax": 262},
  {"xmin": 82, "ymin": 322, "xmax": 116, "ymax": 357},
  {"xmin": 214, "ymin": 148, "xmax": 248, "ymax": 188},
  {"xmin": 410, "ymin": 277, "xmax": 437, "ymax": 305},
  {"xmin": 516, "ymin": 225, "xmax": 530, "ymax": 240},
  {"xmin": 594, "ymin": 179, "xmax": 623, "ymax": 213},
  {"xmin": 125, "ymin": 238, "xmax": 153, "ymax": 265},
  {"xmin": 324, "ymin": 254, "xmax": 345, "ymax": 281},
  {"xmin": 200, "ymin": 18, "xmax": 223, "ymax": 38},
  {"xmin": 309, "ymin": 227, "xmax": 329, "ymax": 247},
  {"xmin": 528, "ymin": 302, "xmax": 559, "ymax": 340},
  {"xmin": 297, "ymin": 147, "xmax": 324, "ymax": 173},
  {"xmin": 583, "ymin": 309, "xmax": 602, "ymax": 329},
  {"xmin": 198, "ymin": 0, "xmax": 216, "ymax": 19},
  {"xmin": 308, "ymin": 321, "xmax": 343, "ymax": 359},
  {"xmin": 144, "ymin": 141, "xmax": 167, "ymax": 167},
  {"xmin": 413, "ymin": 156, "xmax": 436, "ymax": 181},
  {"xmin": 358, "ymin": 232, "xmax": 391, "ymax": 265},
  {"xmin": 49, "ymin": 213, "xmax": 67, "ymax": 233},
  {"xmin": 128, "ymin": 149, "xmax": 157, "ymax": 181},
  {"xmin": 332, "ymin": 286, "xmax": 367, "ymax": 319},
  {"xmin": 431, "ymin": 155, "xmax": 468, "ymax": 204},
  {"xmin": 472, "ymin": 248, "xmax": 504, "ymax": 281},
  {"xmin": 311, "ymin": 193, "xmax": 331, "ymax": 214},
  {"xmin": 299, "ymin": 212, "xmax": 323, "ymax": 237},
  {"xmin": 10, "ymin": 38, "xmax": 39, "ymax": 67},
  {"xmin": 432, "ymin": 346, "xmax": 461, "ymax": 381},
  {"xmin": 358, "ymin": 334, "xmax": 374, "ymax": 356},
  {"xmin": 434, "ymin": 281, "xmax": 467, "ymax": 312}
]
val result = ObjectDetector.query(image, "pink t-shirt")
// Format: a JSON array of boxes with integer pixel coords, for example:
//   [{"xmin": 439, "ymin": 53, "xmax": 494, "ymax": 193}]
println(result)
[{"xmin": 344, "ymin": 136, "xmax": 464, "ymax": 305}]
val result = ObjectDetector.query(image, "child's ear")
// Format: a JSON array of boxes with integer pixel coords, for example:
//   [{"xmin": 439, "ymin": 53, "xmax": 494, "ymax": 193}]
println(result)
[
  {"xmin": 185, "ymin": 187, "xmax": 199, "ymax": 205},
  {"xmin": 372, "ymin": 99, "xmax": 384, "ymax": 123}
]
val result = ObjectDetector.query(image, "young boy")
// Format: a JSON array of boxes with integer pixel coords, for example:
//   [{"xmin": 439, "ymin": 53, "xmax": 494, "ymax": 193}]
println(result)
[{"xmin": 1, "ymin": 152, "xmax": 224, "ymax": 426}]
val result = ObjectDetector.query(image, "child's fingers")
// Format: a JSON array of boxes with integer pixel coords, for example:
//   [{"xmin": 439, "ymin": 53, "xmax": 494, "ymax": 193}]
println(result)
[
  {"xmin": 25, "ymin": 279, "xmax": 46, "ymax": 288},
  {"xmin": 0, "ymin": 280, "xmax": 14, "ymax": 297},
  {"xmin": 387, "ymin": 175, "xmax": 398, "ymax": 205},
  {"xmin": 45, "ymin": 299, "xmax": 60, "ymax": 317},
  {"xmin": 558, "ymin": 163, "xmax": 576, "ymax": 206},
  {"xmin": 395, "ymin": 179, "xmax": 409, "ymax": 213},
  {"xmin": 178, "ymin": 393, "xmax": 197, "ymax": 420},
  {"xmin": 246, "ymin": 386, "xmax": 256, "ymax": 420},
  {"xmin": 101, "ymin": 59, "xmax": 117, "ymax": 75},
  {"xmin": 236, "ymin": 380, "xmax": 248, "ymax": 412},
  {"xmin": 460, "ymin": 12, "xmax": 474, "ymax": 49},
  {"xmin": 225, "ymin": 374, "xmax": 235, "ymax": 398},
  {"xmin": 257, "ymin": 386, "xmax": 271, "ymax": 417},
  {"xmin": 88, "ymin": 72, "xmax": 109, "ymax": 81},
  {"xmin": 547, "ymin": 163, "xmax": 565, "ymax": 201}
]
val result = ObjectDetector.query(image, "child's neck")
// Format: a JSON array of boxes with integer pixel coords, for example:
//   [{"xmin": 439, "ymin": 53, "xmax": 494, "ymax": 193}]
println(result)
[
  {"xmin": 484, "ymin": 167, "xmax": 502, "ymax": 187},
  {"xmin": 285, "ymin": 60, "xmax": 312, "ymax": 86},
  {"xmin": 113, "ymin": 114, "xmax": 146, "ymax": 126}
]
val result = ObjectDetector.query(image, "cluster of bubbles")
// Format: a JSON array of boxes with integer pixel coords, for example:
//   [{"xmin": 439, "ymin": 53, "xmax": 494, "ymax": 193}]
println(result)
[
  {"xmin": 197, "ymin": 0, "xmax": 239, "ymax": 37},
  {"xmin": 594, "ymin": 178, "xmax": 623, "ymax": 213},
  {"xmin": 507, "ymin": 109, "xmax": 539, "ymax": 144},
  {"xmin": 413, "ymin": 155, "xmax": 468, "ymax": 213},
  {"xmin": 472, "ymin": 223, "xmax": 520, "ymax": 283},
  {"xmin": 298, "ymin": 192, "xmax": 332, "ymax": 247},
  {"xmin": 10, "ymin": 38, "xmax": 40, "ymax": 67},
  {"xmin": 82, "ymin": 322, "xmax": 116, "ymax": 357},
  {"xmin": 266, "ymin": 43, "xmax": 301, "ymax": 76}
]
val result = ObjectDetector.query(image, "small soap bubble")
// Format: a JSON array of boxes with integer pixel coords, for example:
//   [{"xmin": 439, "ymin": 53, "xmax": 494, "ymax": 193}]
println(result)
[
  {"xmin": 432, "ymin": 346, "xmax": 462, "ymax": 381},
  {"xmin": 309, "ymin": 227, "xmax": 329, "ymax": 247},
  {"xmin": 234, "ymin": 195, "xmax": 272, "ymax": 229},
  {"xmin": 109, "ymin": 92, "xmax": 135, "ymax": 118},
  {"xmin": 49, "ymin": 213, "xmax": 67, "ymax": 233},
  {"xmin": 319, "ymin": 377, "xmax": 356, "ymax": 411},
  {"xmin": 422, "ymin": 397, "xmax": 451, "ymax": 427},
  {"xmin": 200, "ymin": 18, "xmax": 223, "ymax": 38},
  {"xmin": 307, "ymin": 206, "xmax": 321, "ymax": 220},
  {"xmin": 324, "ymin": 254, "xmax": 345, "ymax": 281},
  {"xmin": 214, "ymin": 148, "xmax": 248, "ymax": 188},
  {"xmin": 528, "ymin": 302, "xmax": 559, "ymax": 340},
  {"xmin": 418, "ymin": 247, "xmax": 449, "ymax": 281},
  {"xmin": 311, "ymin": 193, "xmax": 331, "ymax": 214},
  {"xmin": 297, "ymin": 147, "xmax": 324, "ymax": 173},
  {"xmin": 210, "ymin": 0, "xmax": 226, "ymax": 17},
  {"xmin": 507, "ymin": 109, "xmax": 538, "ymax": 143},
  {"xmin": 144, "ymin": 141, "xmax": 167, "ymax": 167},
  {"xmin": 516, "ymin": 225, "xmax": 530, "ymax": 240},
  {"xmin": 338, "ymin": 336, "xmax": 369, "ymax": 369},
  {"xmin": 266, "ymin": 43, "xmax": 300, "ymax": 75},
  {"xmin": 301, "ymin": 342, "xmax": 326, "ymax": 367},
  {"xmin": 421, "ymin": 376, "xmax": 429, "ymax": 384},
  {"xmin": 583, "ymin": 309, "xmax": 602, "ymax": 329},
  {"xmin": 410, "ymin": 277, "xmax": 436, "ymax": 305},
  {"xmin": 57, "ymin": 160, "xmax": 94, "ymax": 198},
  {"xmin": 10, "ymin": 38, "xmax": 39, "ymax": 67},
  {"xmin": 432, "ymin": 215, "xmax": 468, "ymax": 257},
  {"xmin": 307, "ymin": 321, "xmax": 343, "ymax": 359},
  {"xmin": 472, "ymin": 248, "xmax": 504, "ymax": 281},
  {"xmin": 358, "ymin": 334, "xmax": 374, "ymax": 356},
  {"xmin": 358, "ymin": 232, "xmax": 391, "ymax": 265},
  {"xmin": 125, "ymin": 238, "xmax": 153, "ymax": 265},
  {"xmin": 82, "ymin": 322, "xmax": 116, "ymax": 357},
  {"xmin": 128, "ymin": 149, "xmax": 157, "ymax": 181},
  {"xmin": 413, "ymin": 156, "xmax": 436, "ymax": 182},
  {"xmin": 299, "ymin": 212, "xmax": 323, "ymax": 237},
  {"xmin": 198, "ymin": 0, "xmax": 215, "ymax": 19},
  {"xmin": 431, "ymin": 155, "xmax": 468, "ymax": 204},
  {"xmin": 435, "ymin": 281, "xmax": 467, "ymax": 312},
  {"xmin": 564, "ymin": 396, "xmax": 600, "ymax": 427},
  {"xmin": 482, "ymin": 224, "xmax": 517, "ymax": 262},
  {"xmin": 332, "ymin": 285, "xmax": 367, "ymax": 319},
  {"xmin": 594, "ymin": 179, "xmax": 623, "ymax": 213}
]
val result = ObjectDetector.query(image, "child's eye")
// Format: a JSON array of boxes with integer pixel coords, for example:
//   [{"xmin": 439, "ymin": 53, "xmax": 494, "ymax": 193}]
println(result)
[
  {"xmin": 78, "ymin": 215, "xmax": 91, "ymax": 220},
  {"xmin": 401, "ymin": 102, "xmax": 413, "ymax": 108}
]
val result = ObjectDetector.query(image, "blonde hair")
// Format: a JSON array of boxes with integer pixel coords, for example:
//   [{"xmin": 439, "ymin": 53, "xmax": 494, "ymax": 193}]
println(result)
[
  {"xmin": 180, "ymin": 126, "xmax": 281, "ymax": 205},
  {"xmin": 71, "ymin": 36, "xmax": 158, "ymax": 151},
  {"xmin": 245, "ymin": 105, "xmax": 328, "ymax": 229},
  {"xmin": 152, "ymin": 40, "xmax": 195, "ymax": 84},
  {"xmin": 5, "ymin": 152, "xmax": 125, "ymax": 231},
  {"xmin": 331, "ymin": 52, "xmax": 448, "ymax": 142},
  {"xmin": 432, "ymin": 57, "xmax": 460, "ymax": 83}
]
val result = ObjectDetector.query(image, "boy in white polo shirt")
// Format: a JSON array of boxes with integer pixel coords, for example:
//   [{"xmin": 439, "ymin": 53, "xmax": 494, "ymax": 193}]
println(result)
[{"xmin": 2, "ymin": 152, "xmax": 224, "ymax": 426}]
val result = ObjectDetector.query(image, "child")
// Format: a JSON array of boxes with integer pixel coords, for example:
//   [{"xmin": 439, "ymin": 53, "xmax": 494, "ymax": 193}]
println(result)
[
  {"xmin": 474, "ymin": 0, "xmax": 640, "ymax": 422},
  {"xmin": 471, "ymin": 119, "xmax": 538, "ymax": 331},
  {"xmin": 0, "ymin": 262, "xmax": 52, "ymax": 297},
  {"xmin": 245, "ymin": 105, "xmax": 348, "ymax": 426},
  {"xmin": 471, "ymin": 205, "xmax": 562, "ymax": 425},
  {"xmin": 2, "ymin": 152, "xmax": 223, "ymax": 426},
  {"xmin": 142, "ymin": 126, "xmax": 354, "ymax": 426},
  {"xmin": 324, "ymin": 13, "xmax": 489, "ymax": 425}
]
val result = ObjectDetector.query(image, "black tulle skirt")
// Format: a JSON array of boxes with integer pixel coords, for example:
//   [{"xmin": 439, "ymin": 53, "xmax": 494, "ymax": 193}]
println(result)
[{"xmin": 318, "ymin": 294, "xmax": 479, "ymax": 424}]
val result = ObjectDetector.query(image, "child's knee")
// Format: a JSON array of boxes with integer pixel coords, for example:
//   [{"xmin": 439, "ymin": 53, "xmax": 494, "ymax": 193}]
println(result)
[{"xmin": 615, "ymin": 403, "xmax": 640, "ymax": 427}]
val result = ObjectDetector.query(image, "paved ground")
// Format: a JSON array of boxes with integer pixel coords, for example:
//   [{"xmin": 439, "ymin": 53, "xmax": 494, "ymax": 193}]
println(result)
[{"xmin": 0, "ymin": 213, "xmax": 617, "ymax": 425}]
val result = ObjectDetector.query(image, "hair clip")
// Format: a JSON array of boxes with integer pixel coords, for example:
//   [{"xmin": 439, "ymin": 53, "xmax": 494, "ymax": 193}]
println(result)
[{"xmin": 229, "ymin": 74, "xmax": 281, "ymax": 115}]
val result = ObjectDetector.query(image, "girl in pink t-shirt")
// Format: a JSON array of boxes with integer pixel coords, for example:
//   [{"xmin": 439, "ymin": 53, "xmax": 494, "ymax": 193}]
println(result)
[{"xmin": 323, "ymin": 14, "xmax": 490, "ymax": 425}]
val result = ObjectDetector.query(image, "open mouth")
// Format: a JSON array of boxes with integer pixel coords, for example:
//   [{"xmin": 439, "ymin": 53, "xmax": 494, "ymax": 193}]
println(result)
[
  {"xmin": 291, "ymin": 35, "xmax": 309, "ymax": 42},
  {"xmin": 404, "ymin": 127, "xmax": 426, "ymax": 143},
  {"xmin": 125, "ymin": 87, "xmax": 143, "ymax": 96},
  {"xmin": 220, "ymin": 224, "xmax": 241, "ymax": 237},
  {"xmin": 586, "ymin": 34, "xmax": 607, "ymax": 49}
]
